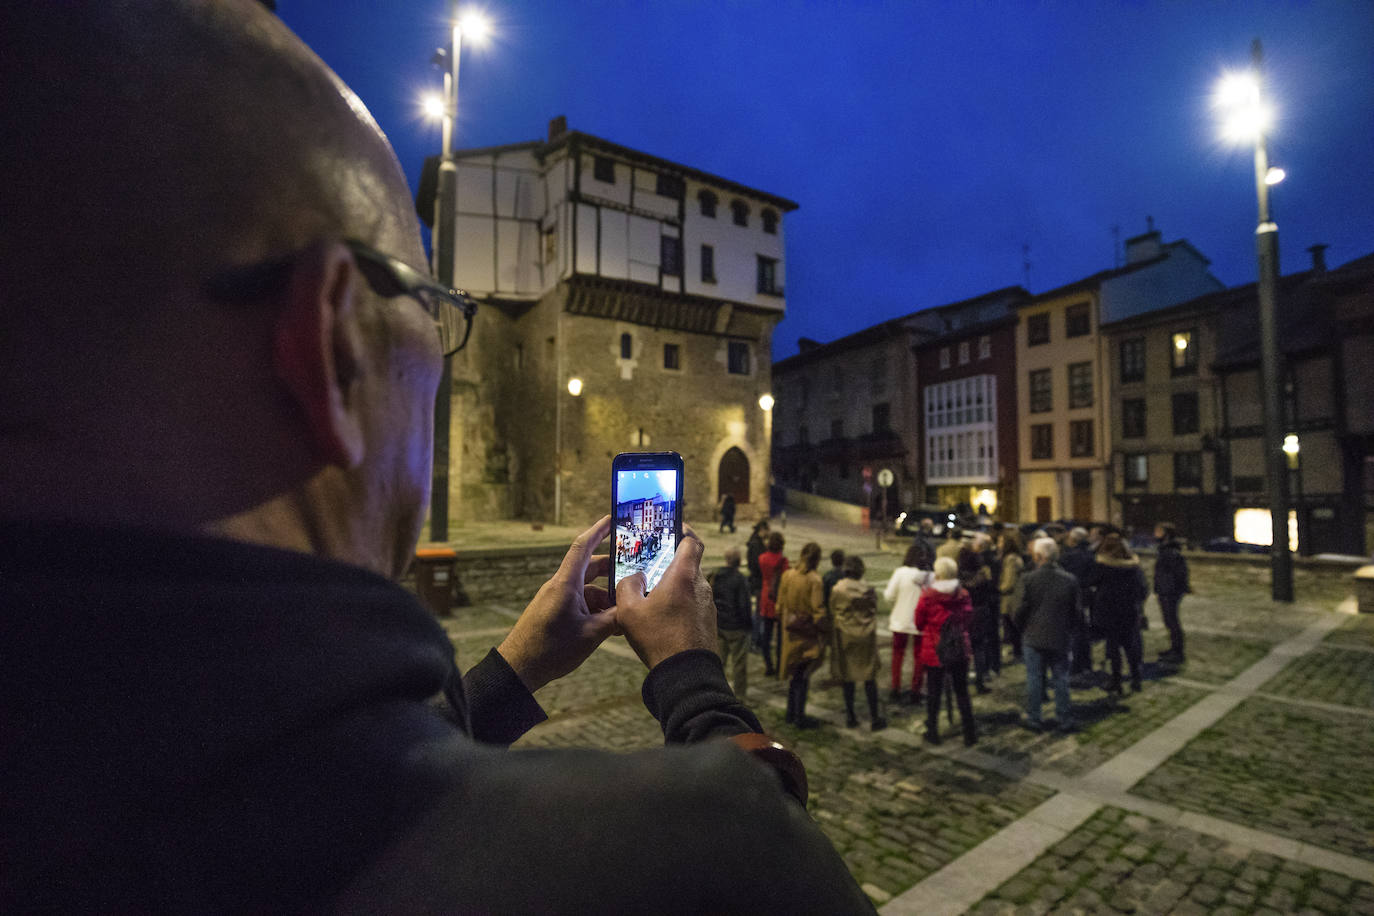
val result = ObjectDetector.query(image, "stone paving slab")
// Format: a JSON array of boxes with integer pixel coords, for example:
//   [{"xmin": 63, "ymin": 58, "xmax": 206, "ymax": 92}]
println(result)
[
  {"xmin": 1131, "ymin": 697, "xmax": 1374, "ymax": 862},
  {"xmin": 1139, "ymin": 628, "xmax": 1274, "ymax": 684},
  {"xmin": 1323, "ymin": 612, "xmax": 1374, "ymax": 651},
  {"xmin": 968, "ymin": 805, "xmax": 1374, "ymax": 916},
  {"xmin": 1260, "ymin": 644, "xmax": 1374, "ymax": 709}
]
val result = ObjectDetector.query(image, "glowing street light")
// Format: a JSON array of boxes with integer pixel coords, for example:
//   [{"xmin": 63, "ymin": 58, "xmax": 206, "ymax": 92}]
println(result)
[
  {"xmin": 420, "ymin": 92, "xmax": 445, "ymax": 122},
  {"xmin": 567, "ymin": 377, "xmax": 583, "ymax": 397},
  {"xmin": 758, "ymin": 393, "xmax": 775, "ymax": 411},
  {"xmin": 1213, "ymin": 39, "xmax": 1292, "ymax": 601},
  {"xmin": 1265, "ymin": 167, "xmax": 1286, "ymax": 186}
]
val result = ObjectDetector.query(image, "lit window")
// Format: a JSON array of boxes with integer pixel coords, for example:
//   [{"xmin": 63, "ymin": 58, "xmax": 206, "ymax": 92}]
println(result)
[{"xmin": 1171, "ymin": 330, "xmax": 1198, "ymax": 375}]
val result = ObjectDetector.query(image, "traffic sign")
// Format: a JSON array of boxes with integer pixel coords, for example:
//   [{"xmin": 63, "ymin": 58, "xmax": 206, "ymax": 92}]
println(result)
[{"xmin": 877, "ymin": 468, "xmax": 894, "ymax": 488}]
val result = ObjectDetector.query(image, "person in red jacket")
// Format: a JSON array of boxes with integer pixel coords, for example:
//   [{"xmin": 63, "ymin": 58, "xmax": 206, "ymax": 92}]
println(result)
[
  {"xmin": 757, "ymin": 531, "xmax": 790, "ymax": 677},
  {"xmin": 914, "ymin": 556, "xmax": 978, "ymax": 747}
]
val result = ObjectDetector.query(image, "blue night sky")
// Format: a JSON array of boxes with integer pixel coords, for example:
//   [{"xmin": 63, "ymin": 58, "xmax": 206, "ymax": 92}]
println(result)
[
  {"xmin": 616, "ymin": 470, "xmax": 678, "ymax": 506},
  {"xmin": 279, "ymin": 1, "xmax": 1374, "ymax": 359}
]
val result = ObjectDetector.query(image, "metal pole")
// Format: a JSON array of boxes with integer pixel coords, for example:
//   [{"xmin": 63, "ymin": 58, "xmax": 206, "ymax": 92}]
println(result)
[
  {"xmin": 554, "ymin": 313, "xmax": 563, "ymax": 526},
  {"xmin": 1251, "ymin": 38, "xmax": 1293, "ymax": 601},
  {"xmin": 429, "ymin": 14, "xmax": 463, "ymax": 544}
]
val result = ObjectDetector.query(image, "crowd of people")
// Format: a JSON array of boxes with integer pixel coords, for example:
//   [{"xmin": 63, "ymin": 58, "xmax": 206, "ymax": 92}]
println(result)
[{"xmin": 711, "ymin": 518, "xmax": 1191, "ymax": 743}]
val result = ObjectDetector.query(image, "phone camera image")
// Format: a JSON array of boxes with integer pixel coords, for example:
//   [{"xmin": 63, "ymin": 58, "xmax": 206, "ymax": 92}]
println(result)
[{"xmin": 613, "ymin": 468, "xmax": 678, "ymax": 594}]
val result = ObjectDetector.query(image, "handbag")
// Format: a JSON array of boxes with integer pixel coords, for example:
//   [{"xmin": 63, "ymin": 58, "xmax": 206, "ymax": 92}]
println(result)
[{"xmin": 785, "ymin": 613, "xmax": 820, "ymax": 638}]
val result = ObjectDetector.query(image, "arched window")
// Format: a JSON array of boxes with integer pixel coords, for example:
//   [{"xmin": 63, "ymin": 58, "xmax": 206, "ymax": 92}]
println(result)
[
  {"xmin": 698, "ymin": 189, "xmax": 717, "ymax": 218},
  {"xmin": 731, "ymin": 199, "xmax": 749, "ymax": 227}
]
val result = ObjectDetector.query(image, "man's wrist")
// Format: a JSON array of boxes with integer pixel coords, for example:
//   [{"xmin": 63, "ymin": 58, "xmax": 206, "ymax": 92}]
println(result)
[{"xmin": 495, "ymin": 634, "xmax": 545, "ymax": 693}]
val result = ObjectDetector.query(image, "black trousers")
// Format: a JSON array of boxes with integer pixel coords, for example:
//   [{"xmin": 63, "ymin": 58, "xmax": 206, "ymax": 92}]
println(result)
[
  {"xmin": 925, "ymin": 658, "xmax": 977, "ymax": 744},
  {"xmin": 761, "ymin": 617, "xmax": 780, "ymax": 671},
  {"xmin": 1158, "ymin": 594, "xmax": 1185, "ymax": 657},
  {"xmin": 1104, "ymin": 626, "xmax": 1143, "ymax": 689}
]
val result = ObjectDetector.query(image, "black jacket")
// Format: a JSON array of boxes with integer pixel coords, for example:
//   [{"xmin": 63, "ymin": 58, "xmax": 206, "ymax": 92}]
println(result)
[
  {"xmin": 1084, "ymin": 556, "xmax": 1147, "ymax": 637},
  {"xmin": 712, "ymin": 566, "xmax": 752, "ymax": 631},
  {"xmin": 1013, "ymin": 561, "xmax": 1082, "ymax": 654},
  {"xmin": 1, "ymin": 523, "xmax": 873, "ymax": 914},
  {"xmin": 1153, "ymin": 538, "xmax": 1190, "ymax": 598}
]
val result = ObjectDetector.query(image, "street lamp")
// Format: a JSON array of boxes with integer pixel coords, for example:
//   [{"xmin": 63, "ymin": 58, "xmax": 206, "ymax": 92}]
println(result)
[
  {"xmin": 758, "ymin": 393, "xmax": 774, "ymax": 411},
  {"xmin": 425, "ymin": 5, "xmax": 491, "ymax": 543},
  {"xmin": 1213, "ymin": 38, "xmax": 1292, "ymax": 600}
]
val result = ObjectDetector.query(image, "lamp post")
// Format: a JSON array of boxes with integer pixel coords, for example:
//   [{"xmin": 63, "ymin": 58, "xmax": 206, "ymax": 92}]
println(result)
[
  {"xmin": 425, "ymin": 6, "xmax": 489, "ymax": 543},
  {"xmin": 1214, "ymin": 39, "xmax": 1292, "ymax": 601}
]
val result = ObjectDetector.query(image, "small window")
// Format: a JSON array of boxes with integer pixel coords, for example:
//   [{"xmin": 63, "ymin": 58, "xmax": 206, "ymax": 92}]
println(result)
[
  {"xmin": 1172, "ymin": 391, "xmax": 1199, "ymax": 435},
  {"xmin": 831, "ymin": 418, "xmax": 844, "ymax": 440},
  {"xmin": 698, "ymin": 190, "xmax": 717, "ymax": 218},
  {"xmin": 619, "ymin": 333, "xmax": 632, "ymax": 360},
  {"xmin": 660, "ymin": 236, "xmax": 682, "ymax": 276},
  {"xmin": 1124, "ymin": 453, "xmax": 1148, "ymax": 486},
  {"xmin": 1031, "ymin": 423, "xmax": 1053, "ymax": 460},
  {"xmin": 731, "ymin": 199, "xmax": 749, "ymax": 227},
  {"xmin": 1174, "ymin": 451, "xmax": 1203, "ymax": 488},
  {"xmin": 1065, "ymin": 302, "xmax": 1091, "ymax": 338},
  {"xmin": 700, "ymin": 245, "xmax": 716, "ymax": 283},
  {"xmin": 757, "ymin": 256, "xmax": 780, "ymax": 295},
  {"xmin": 594, "ymin": 156, "xmax": 615, "ymax": 183},
  {"xmin": 663, "ymin": 343, "xmax": 680, "ymax": 371},
  {"xmin": 872, "ymin": 402, "xmax": 891, "ymax": 433},
  {"xmin": 1068, "ymin": 361, "xmax": 1093, "ymax": 408},
  {"xmin": 1120, "ymin": 337, "xmax": 1145, "ymax": 383},
  {"xmin": 1029, "ymin": 368, "xmax": 1052, "ymax": 413},
  {"xmin": 939, "ymin": 348, "xmax": 951, "ymax": 370},
  {"xmin": 1027, "ymin": 313, "xmax": 1050, "ymax": 346},
  {"xmin": 761, "ymin": 208, "xmax": 778, "ymax": 234},
  {"xmin": 656, "ymin": 173, "xmax": 684, "ymax": 199},
  {"xmin": 1171, "ymin": 330, "xmax": 1198, "ymax": 375},
  {"xmin": 1070, "ymin": 419, "xmax": 1094, "ymax": 457},
  {"xmin": 728, "ymin": 340, "xmax": 750, "ymax": 375},
  {"xmin": 957, "ymin": 341, "xmax": 970, "ymax": 365},
  {"xmin": 1122, "ymin": 398, "xmax": 1147, "ymax": 439},
  {"xmin": 978, "ymin": 335, "xmax": 991, "ymax": 360}
]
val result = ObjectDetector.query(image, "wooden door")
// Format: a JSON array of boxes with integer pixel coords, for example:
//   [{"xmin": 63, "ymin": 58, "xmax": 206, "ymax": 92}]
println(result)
[
  {"xmin": 718, "ymin": 447, "xmax": 750, "ymax": 503},
  {"xmin": 1035, "ymin": 496, "xmax": 1052, "ymax": 523}
]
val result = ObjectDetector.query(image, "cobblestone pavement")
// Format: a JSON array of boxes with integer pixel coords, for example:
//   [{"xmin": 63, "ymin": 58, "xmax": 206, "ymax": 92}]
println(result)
[
  {"xmin": 434, "ymin": 533, "xmax": 1374, "ymax": 913},
  {"xmin": 971, "ymin": 806, "xmax": 1374, "ymax": 916}
]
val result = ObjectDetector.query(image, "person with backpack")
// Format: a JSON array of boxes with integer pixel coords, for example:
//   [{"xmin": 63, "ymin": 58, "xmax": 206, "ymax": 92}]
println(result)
[
  {"xmin": 914, "ymin": 556, "xmax": 977, "ymax": 747},
  {"xmin": 830, "ymin": 556, "xmax": 887, "ymax": 731},
  {"xmin": 883, "ymin": 540, "xmax": 934, "ymax": 705},
  {"xmin": 711, "ymin": 547, "xmax": 753, "ymax": 700},
  {"xmin": 757, "ymin": 531, "xmax": 789, "ymax": 677}
]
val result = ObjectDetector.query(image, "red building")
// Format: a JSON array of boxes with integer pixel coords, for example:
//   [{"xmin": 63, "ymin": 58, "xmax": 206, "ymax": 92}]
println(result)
[{"xmin": 913, "ymin": 292, "xmax": 1026, "ymax": 521}]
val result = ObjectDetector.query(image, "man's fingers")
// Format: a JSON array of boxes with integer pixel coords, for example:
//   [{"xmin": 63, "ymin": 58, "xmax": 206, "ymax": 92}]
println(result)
[
  {"xmin": 583, "ymin": 584, "xmax": 613, "ymax": 613},
  {"xmin": 584, "ymin": 554, "xmax": 610, "ymax": 584},
  {"xmin": 660, "ymin": 527, "xmax": 705, "ymax": 586},
  {"xmin": 582, "ymin": 603, "xmax": 620, "ymax": 641},
  {"xmin": 557, "ymin": 515, "xmax": 612, "ymax": 582},
  {"xmin": 615, "ymin": 571, "xmax": 647, "ymax": 607}
]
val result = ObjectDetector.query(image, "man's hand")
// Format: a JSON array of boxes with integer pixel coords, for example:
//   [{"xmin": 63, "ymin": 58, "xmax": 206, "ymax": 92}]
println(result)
[
  {"xmin": 497, "ymin": 516, "xmax": 619, "ymax": 693},
  {"xmin": 615, "ymin": 526, "xmax": 717, "ymax": 671}
]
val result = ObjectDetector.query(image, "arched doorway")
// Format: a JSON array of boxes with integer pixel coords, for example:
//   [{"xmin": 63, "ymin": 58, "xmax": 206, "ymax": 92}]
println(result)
[{"xmin": 718, "ymin": 447, "xmax": 750, "ymax": 504}]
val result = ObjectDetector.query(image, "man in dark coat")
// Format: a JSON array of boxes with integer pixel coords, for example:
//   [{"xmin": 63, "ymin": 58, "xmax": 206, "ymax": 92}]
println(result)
[
  {"xmin": 1059, "ymin": 527, "xmax": 1096, "ymax": 677},
  {"xmin": 713, "ymin": 547, "xmax": 753, "ymax": 698},
  {"xmin": 1014, "ymin": 538, "xmax": 1082, "ymax": 732},
  {"xmin": 0, "ymin": 5, "xmax": 874, "ymax": 913},
  {"xmin": 1153, "ymin": 523, "xmax": 1191, "ymax": 662}
]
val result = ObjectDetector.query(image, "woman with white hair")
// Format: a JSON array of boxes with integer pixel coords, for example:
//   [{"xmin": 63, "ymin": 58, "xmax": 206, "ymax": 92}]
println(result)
[{"xmin": 913, "ymin": 556, "xmax": 977, "ymax": 746}]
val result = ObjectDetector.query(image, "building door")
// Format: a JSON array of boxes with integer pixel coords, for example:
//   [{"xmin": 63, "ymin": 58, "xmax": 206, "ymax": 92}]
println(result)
[
  {"xmin": 1071, "ymin": 470, "xmax": 1093, "ymax": 521},
  {"xmin": 718, "ymin": 447, "xmax": 750, "ymax": 504},
  {"xmin": 1035, "ymin": 496, "xmax": 1052, "ymax": 523}
]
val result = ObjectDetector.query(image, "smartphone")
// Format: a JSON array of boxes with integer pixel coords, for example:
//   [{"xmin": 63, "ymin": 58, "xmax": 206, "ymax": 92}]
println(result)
[{"xmin": 611, "ymin": 451, "xmax": 684, "ymax": 595}]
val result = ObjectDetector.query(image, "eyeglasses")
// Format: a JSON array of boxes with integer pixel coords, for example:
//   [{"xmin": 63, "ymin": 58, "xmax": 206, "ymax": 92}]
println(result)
[
  {"xmin": 343, "ymin": 239, "xmax": 477, "ymax": 357},
  {"xmin": 204, "ymin": 239, "xmax": 478, "ymax": 357}
]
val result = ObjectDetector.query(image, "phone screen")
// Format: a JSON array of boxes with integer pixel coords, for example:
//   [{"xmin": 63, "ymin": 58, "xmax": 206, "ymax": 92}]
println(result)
[{"xmin": 612, "ymin": 454, "xmax": 682, "ymax": 595}]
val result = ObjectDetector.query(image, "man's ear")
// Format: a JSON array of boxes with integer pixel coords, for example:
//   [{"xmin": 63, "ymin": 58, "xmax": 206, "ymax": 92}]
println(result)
[{"xmin": 272, "ymin": 240, "xmax": 366, "ymax": 469}]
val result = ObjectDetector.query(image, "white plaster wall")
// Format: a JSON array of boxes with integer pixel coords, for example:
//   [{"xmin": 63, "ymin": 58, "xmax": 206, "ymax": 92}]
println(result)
[
  {"xmin": 599, "ymin": 209, "xmax": 629, "ymax": 280},
  {"xmin": 1100, "ymin": 246, "xmax": 1224, "ymax": 324},
  {"xmin": 628, "ymin": 214, "xmax": 659, "ymax": 286},
  {"xmin": 576, "ymin": 203, "xmax": 598, "ymax": 275},
  {"xmin": 681, "ymin": 178, "xmax": 785, "ymax": 311},
  {"xmin": 580, "ymin": 156, "xmax": 631, "ymax": 206}
]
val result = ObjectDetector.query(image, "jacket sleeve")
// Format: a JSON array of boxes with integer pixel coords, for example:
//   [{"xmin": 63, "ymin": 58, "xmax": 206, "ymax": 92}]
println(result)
[
  {"xmin": 734, "ymin": 574, "xmax": 751, "ymax": 618},
  {"xmin": 642, "ymin": 649, "xmax": 763, "ymax": 744},
  {"xmin": 808, "ymin": 574, "xmax": 826, "ymax": 618},
  {"xmin": 462, "ymin": 648, "xmax": 548, "ymax": 747},
  {"xmin": 1013, "ymin": 575, "xmax": 1032, "ymax": 632},
  {"xmin": 999, "ymin": 557, "xmax": 1017, "ymax": 594},
  {"xmin": 883, "ymin": 570, "xmax": 901, "ymax": 603},
  {"xmin": 913, "ymin": 592, "xmax": 929, "ymax": 632}
]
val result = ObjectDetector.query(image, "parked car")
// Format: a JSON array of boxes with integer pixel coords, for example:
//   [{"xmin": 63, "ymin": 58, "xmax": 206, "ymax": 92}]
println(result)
[
  {"xmin": 892, "ymin": 505, "xmax": 957, "ymax": 537},
  {"xmin": 1201, "ymin": 537, "xmax": 1270, "ymax": 554}
]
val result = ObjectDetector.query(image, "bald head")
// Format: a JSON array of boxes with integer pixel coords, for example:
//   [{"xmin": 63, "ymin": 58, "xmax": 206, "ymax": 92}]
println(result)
[{"xmin": 0, "ymin": 1, "xmax": 441, "ymax": 577}]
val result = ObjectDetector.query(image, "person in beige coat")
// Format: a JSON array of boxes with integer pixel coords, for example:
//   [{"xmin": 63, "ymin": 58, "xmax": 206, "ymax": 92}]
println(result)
[
  {"xmin": 830, "ymin": 555, "xmax": 887, "ymax": 731},
  {"xmin": 999, "ymin": 529, "xmax": 1026, "ymax": 662},
  {"xmin": 777, "ymin": 542, "xmax": 828, "ymax": 728}
]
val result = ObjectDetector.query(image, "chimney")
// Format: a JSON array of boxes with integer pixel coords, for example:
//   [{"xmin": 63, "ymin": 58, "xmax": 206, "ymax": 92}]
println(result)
[
  {"xmin": 1307, "ymin": 243, "xmax": 1328, "ymax": 273},
  {"xmin": 1124, "ymin": 223, "xmax": 1163, "ymax": 265},
  {"xmin": 547, "ymin": 115, "xmax": 567, "ymax": 142}
]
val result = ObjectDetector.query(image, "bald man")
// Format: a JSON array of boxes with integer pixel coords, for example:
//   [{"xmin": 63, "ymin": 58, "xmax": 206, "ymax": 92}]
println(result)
[{"xmin": 0, "ymin": 3, "xmax": 872, "ymax": 912}]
